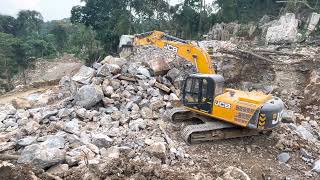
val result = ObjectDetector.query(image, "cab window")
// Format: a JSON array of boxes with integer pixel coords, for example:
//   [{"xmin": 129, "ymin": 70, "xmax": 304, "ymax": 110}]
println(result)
[{"xmin": 185, "ymin": 78, "xmax": 200, "ymax": 103}]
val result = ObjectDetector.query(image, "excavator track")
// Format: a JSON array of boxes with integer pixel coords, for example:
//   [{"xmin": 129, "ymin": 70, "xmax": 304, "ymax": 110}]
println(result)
[
  {"xmin": 166, "ymin": 107, "xmax": 192, "ymax": 122},
  {"xmin": 181, "ymin": 122, "xmax": 262, "ymax": 144},
  {"xmin": 168, "ymin": 107, "xmax": 265, "ymax": 144}
]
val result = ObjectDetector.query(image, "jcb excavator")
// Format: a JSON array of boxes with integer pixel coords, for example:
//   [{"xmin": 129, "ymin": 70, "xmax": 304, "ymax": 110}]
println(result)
[{"xmin": 120, "ymin": 31, "xmax": 284, "ymax": 144}]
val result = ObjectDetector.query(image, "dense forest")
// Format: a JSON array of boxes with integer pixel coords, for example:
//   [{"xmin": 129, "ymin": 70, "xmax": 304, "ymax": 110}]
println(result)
[{"xmin": 0, "ymin": 0, "xmax": 319, "ymax": 91}]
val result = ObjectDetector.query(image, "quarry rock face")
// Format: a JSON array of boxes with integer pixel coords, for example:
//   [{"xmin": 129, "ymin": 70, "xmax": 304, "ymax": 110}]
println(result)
[{"xmin": 266, "ymin": 13, "xmax": 299, "ymax": 44}]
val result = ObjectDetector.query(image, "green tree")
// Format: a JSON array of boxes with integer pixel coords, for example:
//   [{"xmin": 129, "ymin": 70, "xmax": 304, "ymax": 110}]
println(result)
[
  {"xmin": 69, "ymin": 24, "xmax": 103, "ymax": 64},
  {"xmin": 16, "ymin": 10, "xmax": 43, "ymax": 37},
  {"xmin": 0, "ymin": 32, "xmax": 20, "ymax": 90},
  {"xmin": 50, "ymin": 23, "xmax": 68, "ymax": 54},
  {"xmin": 0, "ymin": 15, "xmax": 17, "ymax": 35}
]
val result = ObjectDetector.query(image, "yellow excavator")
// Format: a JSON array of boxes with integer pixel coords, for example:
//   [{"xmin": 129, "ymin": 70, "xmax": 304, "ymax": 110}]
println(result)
[{"xmin": 120, "ymin": 31, "xmax": 284, "ymax": 144}]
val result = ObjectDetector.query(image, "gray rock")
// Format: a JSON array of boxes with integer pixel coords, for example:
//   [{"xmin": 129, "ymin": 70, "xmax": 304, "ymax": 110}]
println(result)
[
  {"xmin": 47, "ymin": 164, "xmax": 69, "ymax": 176},
  {"xmin": 140, "ymin": 107, "xmax": 153, "ymax": 119},
  {"xmin": 300, "ymin": 148, "xmax": 313, "ymax": 159},
  {"xmin": 110, "ymin": 93, "xmax": 120, "ymax": 101},
  {"xmin": 137, "ymin": 66, "xmax": 151, "ymax": 78},
  {"xmin": 127, "ymin": 63, "xmax": 140, "ymax": 75},
  {"xmin": 4, "ymin": 119, "xmax": 18, "ymax": 128},
  {"xmin": 92, "ymin": 62, "xmax": 102, "ymax": 70},
  {"xmin": 91, "ymin": 133, "xmax": 113, "ymax": 148},
  {"xmin": 281, "ymin": 110, "xmax": 295, "ymax": 123},
  {"xmin": 278, "ymin": 152, "xmax": 290, "ymax": 163},
  {"xmin": 0, "ymin": 104, "xmax": 16, "ymax": 115},
  {"xmin": 166, "ymin": 68, "xmax": 180, "ymax": 82},
  {"xmin": 75, "ymin": 108, "xmax": 86, "ymax": 119},
  {"xmin": 91, "ymin": 77, "xmax": 103, "ymax": 85},
  {"xmin": 296, "ymin": 125, "xmax": 317, "ymax": 142},
  {"xmin": 75, "ymin": 85, "xmax": 104, "ymax": 109},
  {"xmin": 313, "ymin": 159, "xmax": 320, "ymax": 173},
  {"xmin": 24, "ymin": 121, "xmax": 40, "ymax": 134},
  {"xmin": 146, "ymin": 142, "xmax": 166, "ymax": 160},
  {"xmin": 150, "ymin": 100, "xmax": 165, "ymax": 110},
  {"xmin": 58, "ymin": 108, "xmax": 71, "ymax": 118},
  {"xmin": 259, "ymin": 15, "xmax": 271, "ymax": 26},
  {"xmin": 101, "ymin": 56, "xmax": 127, "ymax": 67},
  {"xmin": 97, "ymin": 64, "xmax": 121, "ymax": 76},
  {"xmin": 66, "ymin": 145, "xmax": 95, "ymax": 166},
  {"xmin": 84, "ymin": 144, "xmax": 98, "ymax": 155},
  {"xmin": 18, "ymin": 144, "xmax": 66, "ymax": 169},
  {"xmin": 64, "ymin": 119, "xmax": 80, "ymax": 134},
  {"xmin": 110, "ymin": 81, "xmax": 121, "ymax": 90},
  {"xmin": 103, "ymin": 86, "xmax": 114, "ymax": 97},
  {"xmin": 104, "ymin": 106, "xmax": 118, "ymax": 114},
  {"xmin": 221, "ymin": 166, "xmax": 250, "ymax": 180},
  {"xmin": 111, "ymin": 111, "xmax": 122, "ymax": 121},
  {"xmin": 16, "ymin": 109, "xmax": 30, "ymax": 120},
  {"xmin": 17, "ymin": 136, "xmax": 37, "ymax": 146},
  {"xmin": 42, "ymin": 109, "xmax": 58, "ymax": 119},
  {"xmin": 147, "ymin": 88, "xmax": 160, "ymax": 97},
  {"xmin": 129, "ymin": 118, "xmax": 147, "ymax": 131},
  {"xmin": 306, "ymin": 13, "xmax": 320, "ymax": 35},
  {"xmin": 169, "ymin": 93, "xmax": 179, "ymax": 101},
  {"xmin": 72, "ymin": 66, "xmax": 95, "ymax": 85},
  {"xmin": 59, "ymin": 76, "xmax": 77, "ymax": 96},
  {"xmin": 101, "ymin": 146, "xmax": 120, "ymax": 159},
  {"xmin": 0, "ymin": 112, "xmax": 7, "ymax": 122},
  {"xmin": 80, "ymin": 132, "xmax": 91, "ymax": 145},
  {"xmin": 266, "ymin": 13, "xmax": 298, "ymax": 44},
  {"xmin": 42, "ymin": 135, "xmax": 65, "ymax": 149}
]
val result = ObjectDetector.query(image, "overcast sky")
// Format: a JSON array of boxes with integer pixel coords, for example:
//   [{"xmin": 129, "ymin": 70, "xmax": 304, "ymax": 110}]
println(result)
[{"xmin": 0, "ymin": 0, "xmax": 214, "ymax": 21}]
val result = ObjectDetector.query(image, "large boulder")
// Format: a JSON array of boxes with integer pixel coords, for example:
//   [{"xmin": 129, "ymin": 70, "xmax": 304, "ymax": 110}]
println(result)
[
  {"xmin": 72, "ymin": 66, "xmax": 95, "ymax": 84},
  {"xmin": 91, "ymin": 133, "xmax": 113, "ymax": 148},
  {"xmin": 74, "ymin": 85, "xmax": 104, "ymax": 109},
  {"xmin": 18, "ymin": 144, "xmax": 66, "ymax": 169},
  {"xmin": 97, "ymin": 64, "xmax": 121, "ymax": 76},
  {"xmin": 101, "ymin": 56, "xmax": 127, "ymax": 67},
  {"xmin": 148, "ymin": 58, "xmax": 170, "ymax": 76},
  {"xmin": 59, "ymin": 76, "xmax": 77, "ymax": 96},
  {"xmin": 64, "ymin": 119, "xmax": 80, "ymax": 134},
  {"xmin": 306, "ymin": 12, "xmax": 320, "ymax": 35},
  {"xmin": 266, "ymin": 13, "xmax": 298, "ymax": 44},
  {"xmin": 146, "ymin": 142, "xmax": 167, "ymax": 160}
]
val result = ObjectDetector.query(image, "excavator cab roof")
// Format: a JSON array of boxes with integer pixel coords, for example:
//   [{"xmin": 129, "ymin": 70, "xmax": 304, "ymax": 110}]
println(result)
[{"xmin": 187, "ymin": 74, "xmax": 225, "ymax": 84}]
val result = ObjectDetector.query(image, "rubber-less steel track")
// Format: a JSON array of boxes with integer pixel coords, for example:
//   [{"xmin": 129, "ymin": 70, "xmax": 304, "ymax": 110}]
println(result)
[
  {"xmin": 168, "ymin": 107, "xmax": 263, "ymax": 144},
  {"xmin": 166, "ymin": 107, "xmax": 192, "ymax": 122}
]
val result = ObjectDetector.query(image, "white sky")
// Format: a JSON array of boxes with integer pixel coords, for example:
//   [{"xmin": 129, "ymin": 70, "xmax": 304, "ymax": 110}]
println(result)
[{"xmin": 0, "ymin": 0, "xmax": 215, "ymax": 21}]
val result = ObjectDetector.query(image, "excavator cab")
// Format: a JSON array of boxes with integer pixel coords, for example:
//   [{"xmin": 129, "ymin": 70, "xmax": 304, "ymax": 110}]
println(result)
[{"xmin": 183, "ymin": 74, "xmax": 225, "ymax": 113}]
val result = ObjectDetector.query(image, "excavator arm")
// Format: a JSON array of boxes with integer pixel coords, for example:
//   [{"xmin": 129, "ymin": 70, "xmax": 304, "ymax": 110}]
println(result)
[{"xmin": 131, "ymin": 31, "xmax": 215, "ymax": 74}]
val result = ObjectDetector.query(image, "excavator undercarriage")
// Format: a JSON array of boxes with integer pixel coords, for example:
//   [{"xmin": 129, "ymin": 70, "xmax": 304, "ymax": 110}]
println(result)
[{"xmin": 167, "ymin": 107, "xmax": 266, "ymax": 144}]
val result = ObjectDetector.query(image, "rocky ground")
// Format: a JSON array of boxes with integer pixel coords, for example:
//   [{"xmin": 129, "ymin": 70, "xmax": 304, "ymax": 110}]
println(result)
[{"xmin": 0, "ymin": 37, "xmax": 320, "ymax": 179}]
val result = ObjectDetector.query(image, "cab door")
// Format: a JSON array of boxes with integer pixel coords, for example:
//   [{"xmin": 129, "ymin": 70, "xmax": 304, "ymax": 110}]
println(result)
[{"xmin": 183, "ymin": 77, "xmax": 214, "ymax": 113}]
